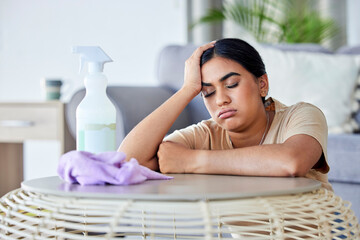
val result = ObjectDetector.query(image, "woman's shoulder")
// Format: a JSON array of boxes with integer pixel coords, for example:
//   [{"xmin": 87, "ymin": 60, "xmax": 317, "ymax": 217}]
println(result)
[
  {"xmin": 165, "ymin": 119, "xmax": 222, "ymax": 141},
  {"xmin": 270, "ymin": 98, "xmax": 328, "ymax": 135},
  {"xmin": 191, "ymin": 118, "xmax": 226, "ymax": 135},
  {"xmin": 272, "ymin": 98, "xmax": 325, "ymax": 118},
  {"xmin": 164, "ymin": 118, "xmax": 228, "ymax": 149}
]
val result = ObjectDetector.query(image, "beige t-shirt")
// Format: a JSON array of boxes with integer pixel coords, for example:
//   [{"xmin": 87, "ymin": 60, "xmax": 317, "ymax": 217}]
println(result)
[{"xmin": 164, "ymin": 98, "xmax": 331, "ymax": 190}]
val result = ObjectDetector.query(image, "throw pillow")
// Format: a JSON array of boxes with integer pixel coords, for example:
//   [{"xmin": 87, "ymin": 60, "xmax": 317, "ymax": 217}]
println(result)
[
  {"xmin": 254, "ymin": 44, "xmax": 360, "ymax": 133},
  {"xmin": 350, "ymin": 56, "xmax": 360, "ymax": 133}
]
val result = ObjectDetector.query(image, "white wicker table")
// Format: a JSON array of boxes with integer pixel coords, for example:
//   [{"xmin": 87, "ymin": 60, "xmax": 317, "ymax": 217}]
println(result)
[{"xmin": 1, "ymin": 174, "xmax": 359, "ymax": 239}]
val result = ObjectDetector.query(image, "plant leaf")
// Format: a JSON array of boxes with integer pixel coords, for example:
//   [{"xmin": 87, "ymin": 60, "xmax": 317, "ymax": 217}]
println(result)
[
  {"xmin": 190, "ymin": 8, "xmax": 225, "ymax": 29},
  {"xmin": 193, "ymin": 0, "xmax": 339, "ymax": 45}
]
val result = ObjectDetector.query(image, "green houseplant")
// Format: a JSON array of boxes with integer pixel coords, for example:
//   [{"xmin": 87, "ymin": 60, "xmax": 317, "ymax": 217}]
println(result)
[{"xmin": 192, "ymin": 0, "xmax": 338, "ymax": 44}]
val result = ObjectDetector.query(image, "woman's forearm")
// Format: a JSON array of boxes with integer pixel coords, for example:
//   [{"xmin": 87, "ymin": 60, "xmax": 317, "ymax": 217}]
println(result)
[
  {"xmin": 158, "ymin": 141, "xmax": 296, "ymax": 176},
  {"xmin": 193, "ymin": 145, "xmax": 295, "ymax": 176},
  {"xmin": 118, "ymin": 87, "xmax": 197, "ymax": 168},
  {"xmin": 191, "ymin": 135, "xmax": 322, "ymax": 177},
  {"xmin": 159, "ymin": 135, "xmax": 322, "ymax": 177}
]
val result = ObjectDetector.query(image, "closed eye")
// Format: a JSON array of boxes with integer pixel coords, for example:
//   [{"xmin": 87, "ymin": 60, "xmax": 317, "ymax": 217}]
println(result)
[
  {"xmin": 202, "ymin": 91, "xmax": 215, "ymax": 98},
  {"xmin": 226, "ymin": 83, "xmax": 238, "ymax": 88}
]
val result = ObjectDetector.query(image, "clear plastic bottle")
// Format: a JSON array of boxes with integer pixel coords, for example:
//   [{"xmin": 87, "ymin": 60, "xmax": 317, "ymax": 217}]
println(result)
[{"xmin": 73, "ymin": 46, "xmax": 116, "ymax": 153}]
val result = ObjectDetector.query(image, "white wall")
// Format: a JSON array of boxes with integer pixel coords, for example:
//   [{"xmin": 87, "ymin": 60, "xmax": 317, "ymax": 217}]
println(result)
[
  {"xmin": 0, "ymin": 0, "xmax": 188, "ymax": 180},
  {"xmin": 347, "ymin": 0, "xmax": 360, "ymax": 46},
  {"xmin": 0, "ymin": 0, "xmax": 187, "ymax": 102}
]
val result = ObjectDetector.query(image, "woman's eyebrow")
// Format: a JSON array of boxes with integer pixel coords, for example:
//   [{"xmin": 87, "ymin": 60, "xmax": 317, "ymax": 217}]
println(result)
[
  {"xmin": 201, "ymin": 72, "xmax": 241, "ymax": 87},
  {"xmin": 201, "ymin": 82, "xmax": 212, "ymax": 87},
  {"xmin": 220, "ymin": 72, "xmax": 240, "ymax": 82}
]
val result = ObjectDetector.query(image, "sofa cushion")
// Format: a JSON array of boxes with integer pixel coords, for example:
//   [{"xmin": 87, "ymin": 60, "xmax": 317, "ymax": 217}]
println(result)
[
  {"xmin": 261, "ymin": 43, "xmax": 333, "ymax": 54},
  {"xmin": 254, "ymin": 44, "xmax": 360, "ymax": 133},
  {"xmin": 336, "ymin": 45, "xmax": 360, "ymax": 55},
  {"xmin": 327, "ymin": 134, "xmax": 360, "ymax": 183},
  {"xmin": 352, "ymin": 75, "xmax": 360, "ymax": 131},
  {"xmin": 336, "ymin": 46, "xmax": 360, "ymax": 131}
]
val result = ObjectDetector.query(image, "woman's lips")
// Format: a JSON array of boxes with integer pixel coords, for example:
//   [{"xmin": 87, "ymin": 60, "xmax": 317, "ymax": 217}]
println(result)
[{"xmin": 218, "ymin": 109, "xmax": 237, "ymax": 119}]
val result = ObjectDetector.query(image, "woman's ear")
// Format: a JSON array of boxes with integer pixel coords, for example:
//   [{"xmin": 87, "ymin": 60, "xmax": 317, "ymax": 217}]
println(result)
[{"xmin": 258, "ymin": 74, "xmax": 269, "ymax": 97}]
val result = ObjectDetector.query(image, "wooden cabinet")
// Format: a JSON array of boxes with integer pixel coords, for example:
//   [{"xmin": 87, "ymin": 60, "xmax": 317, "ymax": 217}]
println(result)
[{"xmin": 0, "ymin": 102, "xmax": 75, "ymax": 196}]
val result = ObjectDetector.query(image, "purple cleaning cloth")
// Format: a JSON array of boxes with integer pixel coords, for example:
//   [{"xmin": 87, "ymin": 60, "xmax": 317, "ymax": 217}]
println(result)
[{"xmin": 57, "ymin": 150, "xmax": 172, "ymax": 185}]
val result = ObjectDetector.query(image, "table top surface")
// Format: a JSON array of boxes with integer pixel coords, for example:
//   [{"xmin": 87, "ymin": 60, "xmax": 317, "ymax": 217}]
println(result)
[{"xmin": 21, "ymin": 174, "xmax": 321, "ymax": 201}]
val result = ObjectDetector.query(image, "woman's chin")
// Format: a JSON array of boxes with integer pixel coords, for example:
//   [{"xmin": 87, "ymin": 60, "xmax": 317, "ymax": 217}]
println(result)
[{"xmin": 219, "ymin": 121, "xmax": 242, "ymax": 132}]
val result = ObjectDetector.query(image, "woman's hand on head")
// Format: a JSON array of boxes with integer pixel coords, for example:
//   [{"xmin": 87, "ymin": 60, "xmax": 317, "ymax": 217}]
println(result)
[{"xmin": 182, "ymin": 41, "xmax": 216, "ymax": 97}]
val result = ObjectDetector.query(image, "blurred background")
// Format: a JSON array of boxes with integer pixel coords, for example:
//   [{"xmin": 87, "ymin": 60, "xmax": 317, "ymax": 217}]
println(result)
[
  {"xmin": 0, "ymin": 0, "xmax": 359, "ymax": 103},
  {"xmin": 0, "ymin": 0, "xmax": 359, "ymax": 181}
]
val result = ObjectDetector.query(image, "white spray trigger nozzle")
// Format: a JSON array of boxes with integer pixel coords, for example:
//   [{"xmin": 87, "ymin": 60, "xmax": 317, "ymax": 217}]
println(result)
[{"xmin": 72, "ymin": 46, "xmax": 113, "ymax": 73}]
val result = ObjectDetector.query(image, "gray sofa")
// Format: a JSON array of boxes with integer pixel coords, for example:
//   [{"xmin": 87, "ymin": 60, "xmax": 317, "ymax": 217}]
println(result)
[{"xmin": 66, "ymin": 43, "xmax": 360, "ymax": 220}]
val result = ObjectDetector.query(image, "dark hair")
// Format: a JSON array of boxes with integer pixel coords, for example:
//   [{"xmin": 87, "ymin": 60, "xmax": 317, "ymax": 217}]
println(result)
[
  {"xmin": 201, "ymin": 38, "xmax": 267, "ymax": 102},
  {"xmin": 201, "ymin": 38, "xmax": 266, "ymax": 76}
]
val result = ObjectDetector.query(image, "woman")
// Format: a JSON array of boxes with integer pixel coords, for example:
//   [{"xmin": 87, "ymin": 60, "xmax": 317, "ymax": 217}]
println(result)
[{"xmin": 118, "ymin": 38, "xmax": 331, "ymax": 190}]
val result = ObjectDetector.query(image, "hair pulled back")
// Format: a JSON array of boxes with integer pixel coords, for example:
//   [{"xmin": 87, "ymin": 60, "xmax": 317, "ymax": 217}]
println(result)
[{"xmin": 200, "ymin": 38, "xmax": 266, "ymax": 78}]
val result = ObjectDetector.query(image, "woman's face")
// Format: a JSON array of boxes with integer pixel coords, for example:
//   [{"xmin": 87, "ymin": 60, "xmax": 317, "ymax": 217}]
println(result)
[{"xmin": 201, "ymin": 57, "xmax": 268, "ymax": 132}]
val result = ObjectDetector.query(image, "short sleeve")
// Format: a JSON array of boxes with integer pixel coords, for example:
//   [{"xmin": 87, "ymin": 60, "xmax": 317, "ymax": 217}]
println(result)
[
  {"xmin": 163, "ymin": 122, "xmax": 210, "ymax": 149},
  {"xmin": 163, "ymin": 126, "xmax": 197, "ymax": 148},
  {"xmin": 284, "ymin": 103, "xmax": 329, "ymax": 173},
  {"xmin": 163, "ymin": 119, "xmax": 231, "ymax": 150}
]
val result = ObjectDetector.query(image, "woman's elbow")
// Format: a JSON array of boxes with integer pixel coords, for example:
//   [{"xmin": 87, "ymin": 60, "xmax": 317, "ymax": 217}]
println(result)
[
  {"xmin": 282, "ymin": 153, "xmax": 309, "ymax": 177},
  {"xmin": 286, "ymin": 165, "xmax": 307, "ymax": 177},
  {"xmin": 280, "ymin": 135, "xmax": 323, "ymax": 177},
  {"xmin": 143, "ymin": 157, "xmax": 160, "ymax": 171}
]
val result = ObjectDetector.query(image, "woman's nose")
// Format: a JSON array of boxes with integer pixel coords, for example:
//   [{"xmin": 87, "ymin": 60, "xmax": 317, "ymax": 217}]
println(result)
[{"xmin": 216, "ymin": 89, "xmax": 231, "ymax": 106}]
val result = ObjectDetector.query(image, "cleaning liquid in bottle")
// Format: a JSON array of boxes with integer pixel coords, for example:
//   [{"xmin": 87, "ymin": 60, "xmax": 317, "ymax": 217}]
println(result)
[{"xmin": 72, "ymin": 46, "xmax": 116, "ymax": 153}]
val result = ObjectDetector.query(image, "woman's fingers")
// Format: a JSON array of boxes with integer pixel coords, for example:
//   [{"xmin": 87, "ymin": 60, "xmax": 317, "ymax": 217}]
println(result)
[
  {"xmin": 182, "ymin": 40, "xmax": 216, "ymax": 95},
  {"xmin": 191, "ymin": 41, "xmax": 216, "ymax": 59}
]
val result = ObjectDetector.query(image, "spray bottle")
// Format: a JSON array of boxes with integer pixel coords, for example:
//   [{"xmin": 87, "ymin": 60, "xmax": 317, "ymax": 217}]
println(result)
[{"xmin": 72, "ymin": 46, "xmax": 116, "ymax": 153}]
